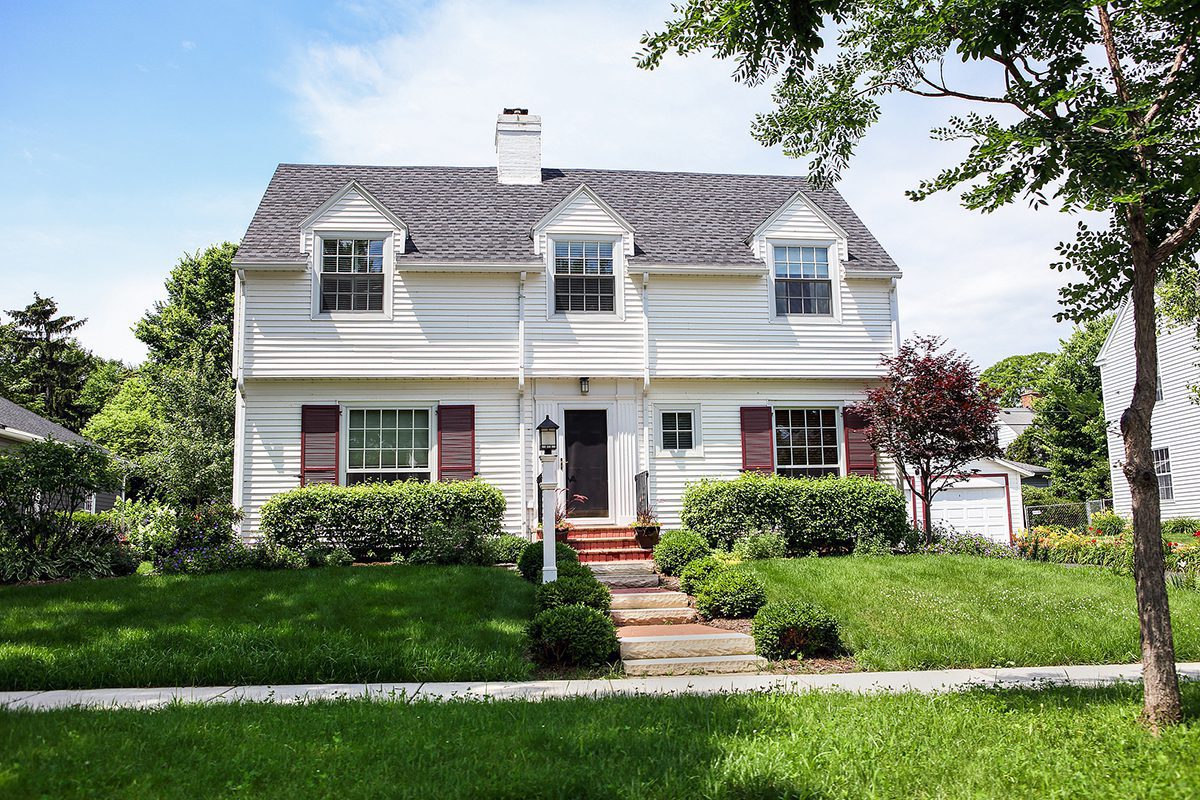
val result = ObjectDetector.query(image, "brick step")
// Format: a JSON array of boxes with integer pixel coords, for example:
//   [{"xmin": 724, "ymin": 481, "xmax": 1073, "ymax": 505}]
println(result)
[
  {"xmin": 618, "ymin": 625, "xmax": 757, "ymax": 660},
  {"xmin": 610, "ymin": 607, "xmax": 698, "ymax": 626},
  {"xmin": 538, "ymin": 528, "xmax": 636, "ymax": 540},
  {"xmin": 610, "ymin": 591, "xmax": 690, "ymax": 610},
  {"xmin": 624, "ymin": 654, "xmax": 768, "ymax": 677},
  {"xmin": 579, "ymin": 550, "xmax": 655, "ymax": 563},
  {"xmin": 567, "ymin": 536, "xmax": 643, "ymax": 551}
]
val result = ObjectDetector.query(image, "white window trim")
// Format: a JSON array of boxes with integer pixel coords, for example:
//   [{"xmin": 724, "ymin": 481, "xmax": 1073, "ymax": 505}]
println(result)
[
  {"xmin": 770, "ymin": 404, "xmax": 846, "ymax": 476},
  {"xmin": 545, "ymin": 234, "xmax": 626, "ymax": 321},
  {"xmin": 311, "ymin": 230, "xmax": 395, "ymax": 320},
  {"xmin": 656, "ymin": 404, "xmax": 702, "ymax": 457},
  {"xmin": 338, "ymin": 401, "xmax": 438, "ymax": 485},
  {"xmin": 766, "ymin": 239, "xmax": 843, "ymax": 324},
  {"xmin": 1153, "ymin": 446, "xmax": 1174, "ymax": 503}
]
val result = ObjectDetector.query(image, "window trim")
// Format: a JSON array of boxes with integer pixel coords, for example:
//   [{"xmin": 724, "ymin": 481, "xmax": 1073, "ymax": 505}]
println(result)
[
  {"xmin": 311, "ymin": 230, "xmax": 394, "ymax": 320},
  {"xmin": 771, "ymin": 404, "xmax": 845, "ymax": 477},
  {"xmin": 545, "ymin": 234, "xmax": 624, "ymax": 320},
  {"xmin": 656, "ymin": 404, "xmax": 702, "ymax": 457},
  {"xmin": 766, "ymin": 240, "xmax": 842, "ymax": 323},
  {"xmin": 338, "ymin": 402, "xmax": 437, "ymax": 485},
  {"xmin": 1153, "ymin": 446, "xmax": 1174, "ymax": 502}
]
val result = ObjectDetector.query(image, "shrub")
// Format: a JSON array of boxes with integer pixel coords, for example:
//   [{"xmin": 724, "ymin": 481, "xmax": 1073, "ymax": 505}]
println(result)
[
  {"xmin": 853, "ymin": 534, "xmax": 894, "ymax": 556},
  {"xmin": 1089, "ymin": 509, "xmax": 1129, "ymax": 538},
  {"xmin": 695, "ymin": 570, "xmax": 768, "ymax": 619},
  {"xmin": 1162, "ymin": 518, "xmax": 1200, "ymax": 541},
  {"xmin": 526, "ymin": 605, "xmax": 619, "ymax": 667},
  {"xmin": 259, "ymin": 479, "xmax": 505, "ymax": 562},
  {"xmin": 680, "ymin": 473, "xmax": 908, "ymax": 554},
  {"xmin": 534, "ymin": 574, "xmax": 611, "ymax": 613},
  {"xmin": 752, "ymin": 601, "xmax": 841, "ymax": 660},
  {"xmin": 653, "ymin": 529, "xmax": 711, "ymax": 576},
  {"xmin": 732, "ymin": 530, "xmax": 787, "ymax": 560},
  {"xmin": 487, "ymin": 534, "xmax": 529, "ymax": 564},
  {"xmin": 922, "ymin": 531, "xmax": 1016, "ymax": 559},
  {"xmin": 102, "ymin": 499, "xmax": 178, "ymax": 561},
  {"xmin": 320, "ymin": 547, "xmax": 354, "ymax": 567},
  {"xmin": 679, "ymin": 555, "xmax": 727, "ymax": 595},
  {"xmin": 154, "ymin": 541, "xmax": 254, "ymax": 575},
  {"xmin": 0, "ymin": 540, "xmax": 137, "ymax": 584},
  {"xmin": 517, "ymin": 541, "xmax": 579, "ymax": 582},
  {"xmin": 1020, "ymin": 485, "xmax": 1073, "ymax": 509}
]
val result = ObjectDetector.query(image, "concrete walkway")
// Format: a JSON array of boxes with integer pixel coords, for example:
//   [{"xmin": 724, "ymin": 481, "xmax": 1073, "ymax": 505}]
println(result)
[{"xmin": 3, "ymin": 662, "xmax": 1199, "ymax": 711}]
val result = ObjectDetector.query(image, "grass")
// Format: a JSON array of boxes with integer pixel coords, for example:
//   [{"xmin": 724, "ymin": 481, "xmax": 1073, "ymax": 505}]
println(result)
[
  {"xmin": 0, "ymin": 565, "xmax": 535, "ymax": 690},
  {"xmin": 745, "ymin": 555, "xmax": 1200, "ymax": 671},
  {"xmin": 3, "ymin": 684, "xmax": 1200, "ymax": 798}
]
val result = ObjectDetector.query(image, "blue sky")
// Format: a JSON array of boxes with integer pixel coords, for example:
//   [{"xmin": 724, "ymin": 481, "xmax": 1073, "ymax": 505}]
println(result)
[{"xmin": 1, "ymin": 0, "xmax": 1087, "ymax": 366}]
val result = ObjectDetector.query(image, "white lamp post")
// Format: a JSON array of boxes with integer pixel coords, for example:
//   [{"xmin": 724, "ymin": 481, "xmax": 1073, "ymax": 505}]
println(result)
[{"xmin": 536, "ymin": 416, "xmax": 560, "ymax": 583}]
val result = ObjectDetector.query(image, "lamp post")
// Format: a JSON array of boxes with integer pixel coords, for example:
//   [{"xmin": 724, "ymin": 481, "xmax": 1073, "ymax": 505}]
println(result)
[{"xmin": 536, "ymin": 416, "xmax": 560, "ymax": 583}]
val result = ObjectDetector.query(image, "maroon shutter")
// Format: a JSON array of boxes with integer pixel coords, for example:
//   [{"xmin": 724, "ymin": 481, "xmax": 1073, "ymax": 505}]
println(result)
[
  {"xmin": 438, "ymin": 405, "xmax": 476, "ymax": 481},
  {"xmin": 843, "ymin": 408, "xmax": 877, "ymax": 477},
  {"xmin": 740, "ymin": 406, "xmax": 774, "ymax": 473},
  {"xmin": 300, "ymin": 405, "xmax": 340, "ymax": 486}
]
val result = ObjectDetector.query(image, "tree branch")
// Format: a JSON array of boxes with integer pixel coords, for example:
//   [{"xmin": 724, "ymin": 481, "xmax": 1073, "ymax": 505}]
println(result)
[
  {"xmin": 1145, "ymin": 35, "xmax": 1193, "ymax": 125},
  {"xmin": 1152, "ymin": 195, "xmax": 1200, "ymax": 268}
]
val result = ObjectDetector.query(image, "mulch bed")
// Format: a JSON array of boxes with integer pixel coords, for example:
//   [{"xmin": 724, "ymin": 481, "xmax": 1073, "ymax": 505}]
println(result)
[{"xmin": 705, "ymin": 617, "xmax": 859, "ymax": 674}]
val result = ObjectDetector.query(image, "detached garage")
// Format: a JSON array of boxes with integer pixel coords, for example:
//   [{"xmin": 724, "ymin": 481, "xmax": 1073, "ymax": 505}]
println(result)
[{"xmin": 906, "ymin": 458, "xmax": 1036, "ymax": 543}]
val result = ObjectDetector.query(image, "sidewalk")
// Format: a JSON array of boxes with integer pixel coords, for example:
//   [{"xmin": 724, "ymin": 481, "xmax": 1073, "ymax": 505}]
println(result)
[{"xmin": 4, "ymin": 662, "xmax": 1199, "ymax": 711}]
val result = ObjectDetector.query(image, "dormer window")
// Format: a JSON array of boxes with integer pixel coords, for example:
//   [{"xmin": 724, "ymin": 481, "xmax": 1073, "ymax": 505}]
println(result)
[
  {"xmin": 320, "ymin": 237, "xmax": 385, "ymax": 312},
  {"xmin": 773, "ymin": 245, "xmax": 832, "ymax": 316},
  {"xmin": 554, "ymin": 240, "xmax": 615, "ymax": 313}
]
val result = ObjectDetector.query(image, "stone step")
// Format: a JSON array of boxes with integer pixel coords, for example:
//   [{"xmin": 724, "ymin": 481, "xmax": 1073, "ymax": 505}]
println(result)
[
  {"xmin": 610, "ymin": 607, "xmax": 698, "ymax": 626},
  {"xmin": 588, "ymin": 561, "xmax": 656, "ymax": 575},
  {"xmin": 618, "ymin": 626, "xmax": 757, "ymax": 660},
  {"xmin": 595, "ymin": 573, "xmax": 660, "ymax": 589},
  {"xmin": 610, "ymin": 591, "xmax": 690, "ymax": 610},
  {"xmin": 623, "ymin": 654, "xmax": 768, "ymax": 677}
]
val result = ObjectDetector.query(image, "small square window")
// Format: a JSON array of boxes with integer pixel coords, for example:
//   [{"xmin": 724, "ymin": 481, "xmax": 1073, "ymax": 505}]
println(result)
[
  {"xmin": 773, "ymin": 245, "xmax": 833, "ymax": 316},
  {"xmin": 661, "ymin": 410, "xmax": 696, "ymax": 451},
  {"xmin": 320, "ymin": 237, "xmax": 385, "ymax": 312},
  {"xmin": 554, "ymin": 240, "xmax": 615, "ymax": 313}
]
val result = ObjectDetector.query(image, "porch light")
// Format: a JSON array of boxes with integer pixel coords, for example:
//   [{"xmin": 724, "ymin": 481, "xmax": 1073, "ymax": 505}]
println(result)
[
  {"xmin": 579, "ymin": 376, "xmax": 590, "ymax": 395},
  {"xmin": 537, "ymin": 416, "xmax": 559, "ymax": 454}
]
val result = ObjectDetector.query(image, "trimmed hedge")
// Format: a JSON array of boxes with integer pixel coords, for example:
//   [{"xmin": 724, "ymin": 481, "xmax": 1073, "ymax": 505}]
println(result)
[
  {"xmin": 695, "ymin": 570, "xmax": 767, "ymax": 619},
  {"xmin": 258, "ymin": 480, "xmax": 505, "ymax": 562},
  {"xmin": 752, "ymin": 601, "xmax": 841, "ymax": 660},
  {"xmin": 732, "ymin": 531, "xmax": 787, "ymax": 560},
  {"xmin": 653, "ymin": 529, "xmax": 711, "ymax": 576},
  {"xmin": 518, "ymin": 541, "xmax": 580, "ymax": 582},
  {"xmin": 534, "ymin": 574, "xmax": 612, "ymax": 613},
  {"xmin": 487, "ymin": 534, "xmax": 529, "ymax": 564},
  {"xmin": 526, "ymin": 605, "xmax": 619, "ymax": 667},
  {"xmin": 680, "ymin": 473, "xmax": 908, "ymax": 554}
]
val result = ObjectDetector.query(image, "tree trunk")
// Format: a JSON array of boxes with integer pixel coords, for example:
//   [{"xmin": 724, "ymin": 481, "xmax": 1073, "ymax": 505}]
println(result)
[
  {"xmin": 1121, "ymin": 213, "xmax": 1182, "ymax": 730},
  {"xmin": 919, "ymin": 469, "xmax": 934, "ymax": 543}
]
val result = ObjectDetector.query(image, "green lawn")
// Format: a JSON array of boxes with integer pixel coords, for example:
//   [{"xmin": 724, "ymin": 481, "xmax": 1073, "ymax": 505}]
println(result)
[
  {"xmin": 746, "ymin": 555, "xmax": 1200, "ymax": 671},
  {"xmin": 0, "ymin": 565, "xmax": 535, "ymax": 690},
  {"xmin": 3, "ymin": 685, "xmax": 1200, "ymax": 798}
]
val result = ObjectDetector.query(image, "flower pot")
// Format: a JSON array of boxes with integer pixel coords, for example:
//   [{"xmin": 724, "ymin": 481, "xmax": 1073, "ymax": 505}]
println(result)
[
  {"xmin": 633, "ymin": 525, "xmax": 661, "ymax": 548},
  {"xmin": 554, "ymin": 527, "xmax": 571, "ymax": 541}
]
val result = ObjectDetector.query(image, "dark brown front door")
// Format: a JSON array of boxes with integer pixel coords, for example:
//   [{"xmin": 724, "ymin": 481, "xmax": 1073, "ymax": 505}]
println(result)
[{"xmin": 564, "ymin": 409, "xmax": 609, "ymax": 518}]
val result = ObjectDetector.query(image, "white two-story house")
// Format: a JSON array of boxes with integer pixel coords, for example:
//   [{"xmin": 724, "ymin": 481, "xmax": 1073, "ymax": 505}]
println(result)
[{"xmin": 230, "ymin": 110, "xmax": 904, "ymax": 537}]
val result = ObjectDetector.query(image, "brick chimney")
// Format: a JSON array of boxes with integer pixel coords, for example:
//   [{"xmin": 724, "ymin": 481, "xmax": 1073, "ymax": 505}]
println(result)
[
  {"xmin": 1019, "ymin": 389, "xmax": 1041, "ymax": 409},
  {"xmin": 495, "ymin": 108, "xmax": 542, "ymax": 185}
]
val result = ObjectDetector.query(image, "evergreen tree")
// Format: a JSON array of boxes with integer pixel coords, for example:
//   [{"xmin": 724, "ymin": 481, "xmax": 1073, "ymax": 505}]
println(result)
[{"xmin": 1, "ymin": 294, "xmax": 95, "ymax": 429}]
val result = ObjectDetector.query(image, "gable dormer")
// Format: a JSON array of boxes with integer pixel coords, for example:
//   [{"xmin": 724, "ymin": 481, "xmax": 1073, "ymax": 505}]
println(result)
[{"xmin": 531, "ymin": 184, "xmax": 635, "ymax": 257}]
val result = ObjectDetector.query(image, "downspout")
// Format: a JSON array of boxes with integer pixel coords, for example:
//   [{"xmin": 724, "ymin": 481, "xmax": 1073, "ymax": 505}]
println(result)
[
  {"xmin": 517, "ymin": 272, "xmax": 528, "ymax": 536},
  {"xmin": 232, "ymin": 270, "xmax": 247, "ymax": 533},
  {"xmin": 889, "ymin": 277, "xmax": 901, "ymax": 357},
  {"xmin": 642, "ymin": 271, "xmax": 652, "ymax": 485}
]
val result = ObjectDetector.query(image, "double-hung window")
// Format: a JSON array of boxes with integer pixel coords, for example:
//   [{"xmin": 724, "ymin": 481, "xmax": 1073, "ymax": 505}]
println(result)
[
  {"xmin": 554, "ymin": 240, "xmax": 615, "ymax": 312},
  {"xmin": 660, "ymin": 410, "xmax": 695, "ymax": 451},
  {"xmin": 346, "ymin": 408, "xmax": 431, "ymax": 484},
  {"xmin": 320, "ymin": 237, "xmax": 385, "ymax": 312},
  {"xmin": 773, "ymin": 245, "xmax": 832, "ymax": 316},
  {"xmin": 1153, "ymin": 447, "xmax": 1174, "ymax": 501},
  {"xmin": 774, "ymin": 408, "xmax": 840, "ymax": 477}
]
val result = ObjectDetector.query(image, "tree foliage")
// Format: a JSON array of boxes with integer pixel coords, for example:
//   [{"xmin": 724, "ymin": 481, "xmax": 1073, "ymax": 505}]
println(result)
[
  {"xmin": 0, "ymin": 295, "xmax": 96, "ymax": 430},
  {"xmin": 980, "ymin": 352, "xmax": 1054, "ymax": 407},
  {"xmin": 81, "ymin": 374, "xmax": 164, "ymax": 462}
]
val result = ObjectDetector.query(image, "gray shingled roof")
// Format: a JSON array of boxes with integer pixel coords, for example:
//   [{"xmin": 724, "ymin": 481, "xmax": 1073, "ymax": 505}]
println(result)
[
  {"xmin": 233, "ymin": 165, "xmax": 898, "ymax": 271},
  {"xmin": 0, "ymin": 396, "xmax": 88, "ymax": 445}
]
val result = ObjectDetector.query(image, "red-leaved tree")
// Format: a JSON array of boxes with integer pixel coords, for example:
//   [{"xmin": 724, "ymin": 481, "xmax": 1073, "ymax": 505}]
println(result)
[{"xmin": 851, "ymin": 336, "xmax": 1001, "ymax": 540}]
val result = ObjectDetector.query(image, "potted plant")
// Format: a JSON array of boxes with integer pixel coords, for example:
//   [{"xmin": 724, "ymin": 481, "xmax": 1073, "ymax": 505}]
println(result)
[{"xmin": 633, "ymin": 508, "xmax": 661, "ymax": 548}]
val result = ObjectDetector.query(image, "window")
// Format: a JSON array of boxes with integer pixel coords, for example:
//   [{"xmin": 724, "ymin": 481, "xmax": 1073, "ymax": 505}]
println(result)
[
  {"xmin": 346, "ymin": 408, "xmax": 430, "ymax": 484},
  {"xmin": 554, "ymin": 240, "xmax": 615, "ymax": 312},
  {"xmin": 774, "ymin": 408, "xmax": 840, "ymax": 477},
  {"xmin": 1153, "ymin": 447, "xmax": 1174, "ymax": 501},
  {"xmin": 1156, "ymin": 376, "xmax": 1164, "ymax": 401},
  {"xmin": 773, "ymin": 245, "xmax": 833, "ymax": 316},
  {"xmin": 320, "ymin": 238, "xmax": 385, "ymax": 312},
  {"xmin": 661, "ymin": 410, "xmax": 695, "ymax": 451}
]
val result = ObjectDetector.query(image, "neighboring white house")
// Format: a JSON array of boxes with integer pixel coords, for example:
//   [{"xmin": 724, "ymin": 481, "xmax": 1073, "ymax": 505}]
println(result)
[
  {"xmin": 229, "ymin": 109, "xmax": 922, "ymax": 537},
  {"xmin": 1096, "ymin": 300, "xmax": 1200, "ymax": 519},
  {"xmin": 996, "ymin": 405, "xmax": 1036, "ymax": 449}
]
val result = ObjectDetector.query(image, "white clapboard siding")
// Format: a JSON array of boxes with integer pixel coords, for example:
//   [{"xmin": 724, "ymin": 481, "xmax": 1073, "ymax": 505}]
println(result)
[
  {"xmin": 1099, "ymin": 305, "xmax": 1200, "ymax": 518},
  {"xmin": 750, "ymin": 195, "xmax": 850, "ymax": 262},
  {"xmin": 302, "ymin": 189, "xmax": 405, "ymax": 258},
  {"xmin": 534, "ymin": 190, "xmax": 633, "ymax": 255}
]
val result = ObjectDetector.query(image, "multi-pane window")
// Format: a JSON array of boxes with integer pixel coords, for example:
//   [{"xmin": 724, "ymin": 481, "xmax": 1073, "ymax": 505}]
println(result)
[
  {"xmin": 1153, "ymin": 447, "xmax": 1174, "ymax": 501},
  {"xmin": 320, "ymin": 238, "xmax": 385, "ymax": 312},
  {"xmin": 774, "ymin": 245, "xmax": 832, "ymax": 316},
  {"xmin": 661, "ymin": 410, "xmax": 695, "ymax": 451},
  {"xmin": 554, "ymin": 240, "xmax": 615, "ymax": 312},
  {"xmin": 774, "ymin": 408, "xmax": 840, "ymax": 477},
  {"xmin": 346, "ymin": 408, "xmax": 430, "ymax": 484}
]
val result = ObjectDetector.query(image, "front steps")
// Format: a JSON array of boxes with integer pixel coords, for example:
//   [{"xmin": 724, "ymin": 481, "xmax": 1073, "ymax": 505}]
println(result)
[
  {"xmin": 587, "ymin": 561, "xmax": 766, "ymax": 677},
  {"xmin": 543, "ymin": 527, "xmax": 654, "ymax": 563}
]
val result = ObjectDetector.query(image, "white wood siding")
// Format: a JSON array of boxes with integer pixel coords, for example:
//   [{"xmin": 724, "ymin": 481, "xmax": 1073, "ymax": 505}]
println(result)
[
  {"xmin": 302, "ymin": 189, "xmax": 405, "ymax": 259},
  {"xmin": 534, "ymin": 191, "xmax": 633, "ymax": 256},
  {"xmin": 1100, "ymin": 308, "xmax": 1200, "ymax": 518},
  {"xmin": 750, "ymin": 195, "xmax": 849, "ymax": 262}
]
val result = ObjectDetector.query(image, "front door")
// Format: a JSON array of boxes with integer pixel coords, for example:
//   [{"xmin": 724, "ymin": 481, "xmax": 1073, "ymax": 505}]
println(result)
[{"xmin": 563, "ymin": 409, "xmax": 609, "ymax": 518}]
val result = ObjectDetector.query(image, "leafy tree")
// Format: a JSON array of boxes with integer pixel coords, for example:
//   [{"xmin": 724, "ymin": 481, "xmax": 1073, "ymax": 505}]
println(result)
[
  {"xmin": 1005, "ymin": 427, "xmax": 1050, "ymax": 466},
  {"xmin": 76, "ymin": 358, "xmax": 131, "ymax": 422},
  {"xmin": 981, "ymin": 353, "xmax": 1054, "ymax": 407},
  {"xmin": 640, "ymin": 0, "xmax": 1199, "ymax": 728},
  {"xmin": 0, "ymin": 438, "xmax": 116, "ymax": 552},
  {"xmin": 135, "ymin": 242, "xmax": 237, "ymax": 371},
  {"xmin": 851, "ymin": 336, "xmax": 1001, "ymax": 538},
  {"xmin": 81, "ymin": 374, "xmax": 164, "ymax": 462},
  {"xmin": 1, "ymin": 295, "xmax": 95, "ymax": 429}
]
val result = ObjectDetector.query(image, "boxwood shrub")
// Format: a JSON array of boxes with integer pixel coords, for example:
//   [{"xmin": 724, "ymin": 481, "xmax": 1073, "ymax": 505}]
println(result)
[
  {"xmin": 526, "ymin": 605, "xmax": 619, "ymax": 667},
  {"xmin": 653, "ymin": 529, "xmax": 711, "ymax": 576},
  {"xmin": 679, "ymin": 555, "xmax": 727, "ymax": 595},
  {"xmin": 517, "ymin": 541, "xmax": 580, "ymax": 582},
  {"xmin": 487, "ymin": 534, "xmax": 529, "ymax": 564},
  {"xmin": 695, "ymin": 570, "xmax": 767, "ymax": 619},
  {"xmin": 534, "ymin": 573, "xmax": 611, "ymax": 613},
  {"xmin": 258, "ymin": 479, "xmax": 505, "ymax": 562},
  {"xmin": 752, "ymin": 601, "xmax": 841, "ymax": 660},
  {"xmin": 680, "ymin": 473, "xmax": 908, "ymax": 554}
]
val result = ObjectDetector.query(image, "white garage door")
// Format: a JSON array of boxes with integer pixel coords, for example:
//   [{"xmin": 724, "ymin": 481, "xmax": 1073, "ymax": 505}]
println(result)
[{"xmin": 930, "ymin": 486, "xmax": 1010, "ymax": 542}]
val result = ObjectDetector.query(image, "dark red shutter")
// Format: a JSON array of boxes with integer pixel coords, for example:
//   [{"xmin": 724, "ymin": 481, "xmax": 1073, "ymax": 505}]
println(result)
[
  {"xmin": 438, "ymin": 405, "xmax": 476, "ymax": 481},
  {"xmin": 843, "ymin": 408, "xmax": 877, "ymax": 477},
  {"xmin": 300, "ymin": 405, "xmax": 340, "ymax": 486},
  {"xmin": 740, "ymin": 406, "xmax": 774, "ymax": 473}
]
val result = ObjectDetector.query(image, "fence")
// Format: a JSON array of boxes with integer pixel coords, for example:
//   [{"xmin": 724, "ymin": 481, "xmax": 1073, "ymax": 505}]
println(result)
[{"xmin": 1024, "ymin": 499, "xmax": 1113, "ymax": 531}]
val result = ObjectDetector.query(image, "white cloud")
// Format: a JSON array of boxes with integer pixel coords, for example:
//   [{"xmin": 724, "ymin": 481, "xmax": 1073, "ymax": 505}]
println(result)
[{"xmin": 287, "ymin": 0, "xmax": 1096, "ymax": 367}]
